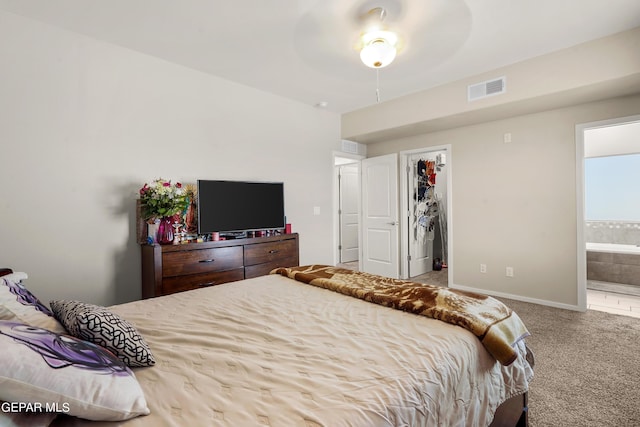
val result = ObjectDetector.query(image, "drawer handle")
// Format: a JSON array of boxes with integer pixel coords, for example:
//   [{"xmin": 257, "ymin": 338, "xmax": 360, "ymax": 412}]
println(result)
[
  {"xmin": 268, "ymin": 250, "xmax": 279, "ymax": 254},
  {"xmin": 198, "ymin": 282, "xmax": 216, "ymax": 287},
  {"xmin": 199, "ymin": 259, "xmax": 215, "ymax": 263}
]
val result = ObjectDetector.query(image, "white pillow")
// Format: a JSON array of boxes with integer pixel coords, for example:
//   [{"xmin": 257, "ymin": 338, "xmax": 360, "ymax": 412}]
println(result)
[
  {"xmin": 0, "ymin": 320, "xmax": 150, "ymax": 421},
  {"xmin": 0, "ymin": 275, "xmax": 65, "ymax": 334},
  {"xmin": 0, "ymin": 406, "xmax": 57, "ymax": 427}
]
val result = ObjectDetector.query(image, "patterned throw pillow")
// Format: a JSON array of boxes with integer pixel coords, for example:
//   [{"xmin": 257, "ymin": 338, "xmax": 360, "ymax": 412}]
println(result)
[
  {"xmin": 0, "ymin": 274, "xmax": 66, "ymax": 334},
  {"xmin": 0, "ymin": 320, "xmax": 149, "ymax": 421},
  {"xmin": 50, "ymin": 300, "xmax": 155, "ymax": 368}
]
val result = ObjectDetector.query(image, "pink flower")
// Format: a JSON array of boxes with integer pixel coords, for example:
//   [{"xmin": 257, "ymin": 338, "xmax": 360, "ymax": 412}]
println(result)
[
  {"xmin": 176, "ymin": 182, "xmax": 182, "ymax": 188},
  {"xmin": 163, "ymin": 181, "xmax": 171, "ymax": 187},
  {"xmin": 139, "ymin": 184, "xmax": 149, "ymax": 195}
]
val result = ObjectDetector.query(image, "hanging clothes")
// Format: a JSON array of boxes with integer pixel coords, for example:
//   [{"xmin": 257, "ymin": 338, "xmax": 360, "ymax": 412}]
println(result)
[{"xmin": 413, "ymin": 158, "xmax": 438, "ymax": 244}]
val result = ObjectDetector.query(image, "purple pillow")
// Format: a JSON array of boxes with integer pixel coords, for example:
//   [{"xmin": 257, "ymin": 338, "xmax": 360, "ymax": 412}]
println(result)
[{"xmin": 0, "ymin": 275, "xmax": 65, "ymax": 333}]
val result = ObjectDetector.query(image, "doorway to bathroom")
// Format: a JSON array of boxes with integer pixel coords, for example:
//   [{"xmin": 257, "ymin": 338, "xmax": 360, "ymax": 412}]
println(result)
[{"xmin": 577, "ymin": 115, "xmax": 640, "ymax": 316}]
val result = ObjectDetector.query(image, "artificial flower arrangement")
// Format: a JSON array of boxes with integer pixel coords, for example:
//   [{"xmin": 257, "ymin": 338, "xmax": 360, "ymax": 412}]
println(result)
[{"xmin": 139, "ymin": 178, "xmax": 188, "ymax": 222}]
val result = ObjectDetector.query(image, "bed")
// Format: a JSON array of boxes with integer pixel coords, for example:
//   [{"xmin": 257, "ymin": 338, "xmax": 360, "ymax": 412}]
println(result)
[{"xmin": 0, "ymin": 265, "xmax": 533, "ymax": 427}]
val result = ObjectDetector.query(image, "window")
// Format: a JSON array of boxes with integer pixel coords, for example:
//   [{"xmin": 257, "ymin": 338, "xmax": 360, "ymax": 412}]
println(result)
[{"xmin": 585, "ymin": 153, "xmax": 640, "ymax": 221}]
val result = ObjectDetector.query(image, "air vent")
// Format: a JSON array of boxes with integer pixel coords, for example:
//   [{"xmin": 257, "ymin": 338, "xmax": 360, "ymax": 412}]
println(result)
[
  {"xmin": 341, "ymin": 139, "xmax": 360, "ymax": 154},
  {"xmin": 468, "ymin": 76, "xmax": 506, "ymax": 102}
]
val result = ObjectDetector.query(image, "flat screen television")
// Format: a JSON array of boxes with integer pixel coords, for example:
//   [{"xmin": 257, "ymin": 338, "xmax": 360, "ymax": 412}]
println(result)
[{"xmin": 197, "ymin": 180, "xmax": 285, "ymax": 234}]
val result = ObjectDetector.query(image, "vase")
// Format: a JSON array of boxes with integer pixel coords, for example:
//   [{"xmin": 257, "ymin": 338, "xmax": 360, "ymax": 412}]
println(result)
[{"xmin": 156, "ymin": 217, "xmax": 174, "ymax": 245}]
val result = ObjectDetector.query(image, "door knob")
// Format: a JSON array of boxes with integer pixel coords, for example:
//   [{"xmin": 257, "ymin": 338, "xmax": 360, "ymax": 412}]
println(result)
[{"xmin": 387, "ymin": 221, "xmax": 398, "ymax": 226}]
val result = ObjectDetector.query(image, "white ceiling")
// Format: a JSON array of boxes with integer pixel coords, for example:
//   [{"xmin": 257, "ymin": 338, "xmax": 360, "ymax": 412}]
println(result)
[{"xmin": 1, "ymin": 0, "xmax": 639, "ymax": 113}]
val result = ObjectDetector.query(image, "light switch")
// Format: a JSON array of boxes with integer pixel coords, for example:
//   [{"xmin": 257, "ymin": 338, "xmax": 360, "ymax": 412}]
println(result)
[{"xmin": 313, "ymin": 206, "xmax": 321, "ymax": 215}]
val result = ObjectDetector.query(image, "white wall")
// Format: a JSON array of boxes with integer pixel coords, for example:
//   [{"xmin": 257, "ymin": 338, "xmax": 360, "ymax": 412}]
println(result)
[
  {"xmin": 367, "ymin": 94, "xmax": 640, "ymax": 308},
  {"xmin": 0, "ymin": 11, "xmax": 340, "ymax": 306}
]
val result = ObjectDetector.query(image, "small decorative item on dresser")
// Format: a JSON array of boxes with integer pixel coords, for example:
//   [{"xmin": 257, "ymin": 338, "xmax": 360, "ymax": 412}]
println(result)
[
  {"xmin": 138, "ymin": 178, "xmax": 188, "ymax": 245},
  {"xmin": 184, "ymin": 184, "xmax": 198, "ymax": 235},
  {"xmin": 147, "ymin": 219, "xmax": 160, "ymax": 243}
]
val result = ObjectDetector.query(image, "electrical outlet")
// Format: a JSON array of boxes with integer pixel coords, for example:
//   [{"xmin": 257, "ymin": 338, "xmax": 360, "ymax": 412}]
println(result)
[
  {"xmin": 506, "ymin": 267, "xmax": 514, "ymax": 277},
  {"xmin": 503, "ymin": 132, "xmax": 512, "ymax": 143},
  {"xmin": 480, "ymin": 264, "xmax": 487, "ymax": 273}
]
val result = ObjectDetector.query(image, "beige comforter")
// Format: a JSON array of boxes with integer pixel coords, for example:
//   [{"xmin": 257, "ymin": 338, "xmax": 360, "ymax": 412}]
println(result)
[
  {"xmin": 272, "ymin": 265, "xmax": 530, "ymax": 366},
  {"xmin": 54, "ymin": 274, "xmax": 533, "ymax": 427}
]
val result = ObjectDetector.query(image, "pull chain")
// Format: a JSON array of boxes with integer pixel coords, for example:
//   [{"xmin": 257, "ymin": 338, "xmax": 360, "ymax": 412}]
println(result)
[{"xmin": 376, "ymin": 68, "xmax": 381, "ymax": 103}]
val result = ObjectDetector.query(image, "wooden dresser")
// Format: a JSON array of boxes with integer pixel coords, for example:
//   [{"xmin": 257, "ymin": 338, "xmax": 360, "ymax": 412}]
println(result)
[{"xmin": 141, "ymin": 233, "xmax": 299, "ymax": 298}]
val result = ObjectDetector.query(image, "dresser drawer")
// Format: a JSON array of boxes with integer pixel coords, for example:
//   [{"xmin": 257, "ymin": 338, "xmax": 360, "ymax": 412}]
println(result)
[
  {"xmin": 141, "ymin": 234, "xmax": 299, "ymax": 298},
  {"xmin": 244, "ymin": 239, "xmax": 298, "ymax": 267},
  {"xmin": 162, "ymin": 246, "xmax": 243, "ymax": 277},
  {"xmin": 162, "ymin": 268, "xmax": 245, "ymax": 295},
  {"xmin": 244, "ymin": 256, "xmax": 299, "ymax": 279}
]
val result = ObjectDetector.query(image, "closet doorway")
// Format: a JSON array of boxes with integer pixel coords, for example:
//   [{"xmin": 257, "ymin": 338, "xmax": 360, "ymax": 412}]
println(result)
[{"xmin": 400, "ymin": 146, "xmax": 453, "ymax": 287}]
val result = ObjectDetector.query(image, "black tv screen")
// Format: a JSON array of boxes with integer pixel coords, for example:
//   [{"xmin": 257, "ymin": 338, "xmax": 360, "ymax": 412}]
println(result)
[{"xmin": 197, "ymin": 180, "xmax": 285, "ymax": 234}]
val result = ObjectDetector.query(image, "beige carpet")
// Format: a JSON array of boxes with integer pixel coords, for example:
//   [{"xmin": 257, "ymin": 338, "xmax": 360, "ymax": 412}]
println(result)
[
  {"xmin": 498, "ymin": 297, "xmax": 640, "ymax": 426},
  {"xmin": 336, "ymin": 262, "xmax": 450, "ymax": 287},
  {"xmin": 409, "ymin": 269, "xmax": 448, "ymax": 287}
]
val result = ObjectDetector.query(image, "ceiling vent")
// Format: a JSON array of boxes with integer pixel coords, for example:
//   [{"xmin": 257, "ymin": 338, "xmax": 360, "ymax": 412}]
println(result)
[{"xmin": 468, "ymin": 76, "xmax": 506, "ymax": 102}]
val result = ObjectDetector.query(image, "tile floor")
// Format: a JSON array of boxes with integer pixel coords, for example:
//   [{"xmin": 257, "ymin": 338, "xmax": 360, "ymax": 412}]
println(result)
[{"xmin": 587, "ymin": 287, "xmax": 640, "ymax": 319}]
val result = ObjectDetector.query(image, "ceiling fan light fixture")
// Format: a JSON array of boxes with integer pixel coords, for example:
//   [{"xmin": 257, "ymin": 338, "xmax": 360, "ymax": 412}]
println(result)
[{"xmin": 360, "ymin": 30, "xmax": 398, "ymax": 68}]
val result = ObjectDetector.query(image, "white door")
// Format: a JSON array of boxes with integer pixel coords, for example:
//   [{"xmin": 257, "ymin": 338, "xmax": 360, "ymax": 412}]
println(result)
[
  {"xmin": 408, "ymin": 157, "xmax": 432, "ymax": 276},
  {"xmin": 339, "ymin": 164, "xmax": 359, "ymax": 263},
  {"xmin": 361, "ymin": 153, "xmax": 399, "ymax": 278}
]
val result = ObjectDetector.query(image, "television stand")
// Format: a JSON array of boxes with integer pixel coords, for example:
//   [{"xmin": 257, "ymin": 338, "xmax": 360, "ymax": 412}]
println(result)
[{"xmin": 141, "ymin": 233, "xmax": 299, "ymax": 298}]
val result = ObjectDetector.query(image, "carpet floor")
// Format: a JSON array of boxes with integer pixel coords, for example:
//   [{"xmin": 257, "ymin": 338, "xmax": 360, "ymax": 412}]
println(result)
[{"xmin": 498, "ymin": 297, "xmax": 640, "ymax": 426}]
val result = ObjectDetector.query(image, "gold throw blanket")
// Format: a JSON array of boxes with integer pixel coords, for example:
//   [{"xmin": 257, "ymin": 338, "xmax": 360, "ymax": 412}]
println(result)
[{"xmin": 271, "ymin": 265, "xmax": 530, "ymax": 366}]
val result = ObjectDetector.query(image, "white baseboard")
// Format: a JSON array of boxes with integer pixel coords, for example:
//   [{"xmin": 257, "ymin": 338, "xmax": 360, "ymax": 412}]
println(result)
[{"xmin": 450, "ymin": 283, "xmax": 585, "ymax": 312}]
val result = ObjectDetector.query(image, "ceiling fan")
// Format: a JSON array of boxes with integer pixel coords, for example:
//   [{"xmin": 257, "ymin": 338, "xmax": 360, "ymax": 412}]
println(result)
[
  {"xmin": 357, "ymin": 6, "xmax": 401, "ymax": 69},
  {"xmin": 292, "ymin": 0, "xmax": 471, "ymax": 103}
]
